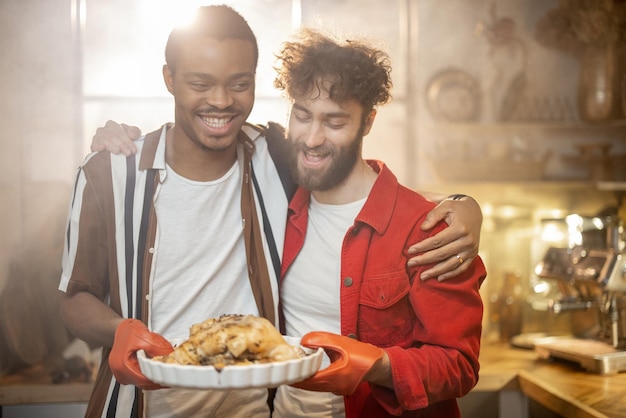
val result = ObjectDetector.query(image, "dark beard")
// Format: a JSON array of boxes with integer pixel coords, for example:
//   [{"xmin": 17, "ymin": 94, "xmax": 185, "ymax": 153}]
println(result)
[{"xmin": 288, "ymin": 130, "xmax": 364, "ymax": 192}]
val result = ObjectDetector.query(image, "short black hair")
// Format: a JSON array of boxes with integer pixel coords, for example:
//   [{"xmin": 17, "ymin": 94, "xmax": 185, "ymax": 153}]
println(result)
[{"xmin": 165, "ymin": 5, "xmax": 258, "ymax": 73}]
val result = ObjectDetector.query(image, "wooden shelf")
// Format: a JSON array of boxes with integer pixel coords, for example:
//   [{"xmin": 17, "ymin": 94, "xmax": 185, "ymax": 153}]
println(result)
[
  {"xmin": 423, "ymin": 119, "xmax": 626, "ymax": 131},
  {"xmin": 419, "ymin": 180, "xmax": 620, "ymax": 190},
  {"xmin": 597, "ymin": 182, "xmax": 626, "ymax": 192}
]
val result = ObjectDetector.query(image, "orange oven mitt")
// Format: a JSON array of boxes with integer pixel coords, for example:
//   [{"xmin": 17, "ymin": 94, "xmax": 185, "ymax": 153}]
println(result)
[
  {"xmin": 109, "ymin": 318, "xmax": 174, "ymax": 390},
  {"xmin": 292, "ymin": 331, "xmax": 385, "ymax": 396}
]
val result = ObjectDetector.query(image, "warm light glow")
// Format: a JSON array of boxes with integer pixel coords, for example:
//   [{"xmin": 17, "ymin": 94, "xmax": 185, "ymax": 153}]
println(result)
[
  {"xmin": 498, "ymin": 205, "xmax": 518, "ymax": 219},
  {"xmin": 83, "ymin": 0, "xmax": 264, "ymax": 97},
  {"xmin": 137, "ymin": 1, "xmax": 204, "ymax": 33},
  {"xmin": 532, "ymin": 280, "xmax": 550, "ymax": 295},
  {"xmin": 591, "ymin": 217, "xmax": 605, "ymax": 230},
  {"xmin": 291, "ymin": 0, "xmax": 302, "ymax": 29},
  {"xmin": 540, "ymin": 223, "xmax": 566, "ymax": 243},
  {"xmin": 566, "ymin": 214, "xmax": 583, "ymax": 247},
  {"xmin": 482, "ymin": 203, "xmax": 494, "ymax": 218}
]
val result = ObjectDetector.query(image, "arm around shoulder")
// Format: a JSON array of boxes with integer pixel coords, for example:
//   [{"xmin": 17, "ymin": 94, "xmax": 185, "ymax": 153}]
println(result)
[{"xmin": 408, "ymin": 193, "xmax": 483, "ymax": 281}]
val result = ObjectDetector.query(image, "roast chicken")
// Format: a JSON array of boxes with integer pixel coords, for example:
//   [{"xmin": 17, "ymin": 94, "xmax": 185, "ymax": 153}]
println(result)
[{"xmin": 153, "ymin": 314, "xmax": 301, "ymax": 369}]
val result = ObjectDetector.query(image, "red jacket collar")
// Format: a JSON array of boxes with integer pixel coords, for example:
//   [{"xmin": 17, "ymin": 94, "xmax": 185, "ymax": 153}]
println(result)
[{"xmin": 287, "ymin": 160, "xmax": 399, "ymax": 236}]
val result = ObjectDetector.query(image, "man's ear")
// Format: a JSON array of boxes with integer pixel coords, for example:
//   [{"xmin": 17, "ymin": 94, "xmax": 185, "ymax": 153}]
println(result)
[
  {"xmin": 163, "ymin": 64, "xmax": 174, "ymax": 95},
  {"xmin": 362, "ymin": 109, "xmax": 377, "ymax": 136}
]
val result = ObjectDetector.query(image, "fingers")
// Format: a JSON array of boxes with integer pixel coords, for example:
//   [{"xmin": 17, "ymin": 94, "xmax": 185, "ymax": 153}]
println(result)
[
  {"xmin": 409, "ymin": 221, "xmax": 473, "ymax": 264},
  {"xmin": 409, "ymin": 197, "xmax": 481, "ymax": 282},
  {"xmin": 91, "ymin": 122, "xmax": 126, "ymax": 155},
  {"xmin": 420, "ymin": 254, "xmax": 475, "ymax": 281},
  {"xmin": 121, "ymin": 123, "xmax": 142, "ymax": 140},
  {"xmin": 411, "ymin": 246, "xmax": 477, "ymax": 280},
  {"xmin": 91, "ymin": 120, "xmax": 139, "ymax": 156},
  {"xmin": 420, "ymin": 202, "xmax": 447, "ymax": 231},
  {"xmin": 409, "ymin": 225, "xmax": 461, "ymax": 256},
  {"xmin": 408, "ymin": 231, "xmax": 478, "ymax": 280}
]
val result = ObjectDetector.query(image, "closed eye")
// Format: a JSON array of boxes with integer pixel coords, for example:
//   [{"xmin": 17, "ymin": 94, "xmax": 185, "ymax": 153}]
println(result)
[
  {"xmin": 326, "ymin": 122, "xmax": 346, "ymax": 129},
  {"xmin": 231, "ymin": 81, "xmax": 252, "ymax": 92},
  {"xmin": 189, "ymin": 83, "xmax": 210, "ymax": 91}
]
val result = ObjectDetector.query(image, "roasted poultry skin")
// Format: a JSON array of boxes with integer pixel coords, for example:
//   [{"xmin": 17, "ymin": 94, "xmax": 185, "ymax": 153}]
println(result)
[{"xmin": 153, "ymin": 314, "xmax": 301, "ymax": 369}]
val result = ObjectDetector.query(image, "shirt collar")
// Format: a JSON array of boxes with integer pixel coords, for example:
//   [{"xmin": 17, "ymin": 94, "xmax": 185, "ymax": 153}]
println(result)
[
  {"xmin": 356, "ymin": 160, "xmax": 398, "ymax": 235},
  {"xmin": 137, "ymin": 123, "xmax": 262, "ymax": 181},
  {"xmin": 138, "ymin": 123, "xmax": 169, "ymax": 172},
  {"xmin": 288, "ymin": 160, "xmax": 398, "ymax": 235}
]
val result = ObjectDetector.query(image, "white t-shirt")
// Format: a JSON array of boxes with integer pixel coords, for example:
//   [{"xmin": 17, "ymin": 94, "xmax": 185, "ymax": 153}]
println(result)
[
  {"xmin": 150, "ymin": 162, "xmax": 258, "ymax": 338},
  {"xmin": 145, "ymin": 162, "xmax": 268, "ymax": 418},
  {"xmin": 274, "ymin": 195, "xmax": 366, "ymax": 418}
]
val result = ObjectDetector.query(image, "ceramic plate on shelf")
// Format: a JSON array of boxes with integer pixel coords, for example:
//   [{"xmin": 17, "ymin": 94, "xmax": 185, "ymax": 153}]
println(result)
[
  {"xmin": 426, "ymin": 68, "xmax": 481, "ymax": 122},
  {"xmin": 137, "ymin": 336, "xmax": 323, "ymax": 389}
]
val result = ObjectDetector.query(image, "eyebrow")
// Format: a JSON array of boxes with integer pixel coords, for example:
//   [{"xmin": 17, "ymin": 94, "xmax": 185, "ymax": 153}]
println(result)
[
  {"xmin": 292, "ymin": 103, "xmax": 351, "ymax": 119},
  {"xmin": 183, "ymin": 71, "xmax": 255, "ymax": 82}
]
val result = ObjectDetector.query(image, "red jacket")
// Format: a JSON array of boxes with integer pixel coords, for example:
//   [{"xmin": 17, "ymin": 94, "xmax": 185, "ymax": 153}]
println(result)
[{"xmin": 281, "ymin": 160, "xmax": 486, "ymax": 418}]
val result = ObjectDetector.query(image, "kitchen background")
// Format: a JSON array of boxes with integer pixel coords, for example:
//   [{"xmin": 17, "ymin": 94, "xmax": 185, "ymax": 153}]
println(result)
[{"xmin": 0, "ymin": 0, "xmax": 625, "ymax": 416}]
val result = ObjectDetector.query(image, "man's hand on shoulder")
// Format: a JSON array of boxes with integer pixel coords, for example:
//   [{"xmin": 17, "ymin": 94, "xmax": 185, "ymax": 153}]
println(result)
[
  {"xmin": 408, "ymin": 194, "xmax": 482, "ymax": 281},
  {"xmin": 91, "ymin": 120, "xmax": 142, "ymax": 156}
]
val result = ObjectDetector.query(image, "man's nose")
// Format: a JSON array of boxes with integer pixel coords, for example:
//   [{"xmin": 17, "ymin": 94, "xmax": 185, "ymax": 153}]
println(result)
[
  {"xmin": 205, "ymin": 86, "xmax": 233, "ymax": 109},
  {"xmin": 303, "ymin": 123, "xmax": 325, "ymax": 147}
]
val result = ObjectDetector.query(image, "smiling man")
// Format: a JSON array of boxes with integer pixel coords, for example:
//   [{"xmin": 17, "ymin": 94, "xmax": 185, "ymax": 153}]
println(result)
[
  {"xmin": 59, "ymin": 7, "xmax": 288, "ymax": 417},
  {"xmin": 273, "ymin": 29, "xmax": 486, "ymax": 418}
]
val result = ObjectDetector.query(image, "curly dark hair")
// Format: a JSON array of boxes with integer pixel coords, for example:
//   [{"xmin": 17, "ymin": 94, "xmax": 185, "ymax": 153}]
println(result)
[{"xmin": 274, "ymin": 29, "xmax": 392, "ymax": 112}]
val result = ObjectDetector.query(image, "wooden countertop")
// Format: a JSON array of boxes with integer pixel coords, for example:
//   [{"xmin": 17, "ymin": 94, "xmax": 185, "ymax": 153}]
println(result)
[
  {"xmin": 477, "ymin": 341, "xmax": 626, "ymax": 418},
  {"xmin": 1, "ymin": 341, "xmax": 626, "ymax": 417},
  {"xmin": 0, "ymin": 382, "xmax": 92, "ymax": 405},
  {"xmin": 0, "ymin": 361, "xmax": 93, "ymax": 406}
]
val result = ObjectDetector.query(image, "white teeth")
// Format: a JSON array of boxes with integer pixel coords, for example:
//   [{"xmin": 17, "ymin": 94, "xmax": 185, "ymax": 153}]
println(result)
[
  {"xmin": 202, "ymin": 117, "xmax": 230, "ymax": 128},
  {"xmin": 304, "ymin": 151, "xmax": 324, "ymax": 162}
]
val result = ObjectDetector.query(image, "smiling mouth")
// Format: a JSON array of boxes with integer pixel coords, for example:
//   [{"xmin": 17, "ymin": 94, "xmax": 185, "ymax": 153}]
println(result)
[
  {"xmin": 302, "ymin": 149, "xmax": 328, "ymax": 165},
  {"xmin": 201, "ymin": 116, "xmax": 235, "ymax": 128}
]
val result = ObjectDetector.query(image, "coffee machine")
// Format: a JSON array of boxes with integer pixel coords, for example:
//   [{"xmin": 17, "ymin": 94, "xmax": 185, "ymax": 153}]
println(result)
[{"xmin": 530, "ymin": 214, "xmax": 626, "ymax": 374}]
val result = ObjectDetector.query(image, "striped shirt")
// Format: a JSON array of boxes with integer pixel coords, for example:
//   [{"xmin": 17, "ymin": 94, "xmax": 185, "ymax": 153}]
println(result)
[{"xmin": 59, "ymin": 122, "xmax": 293, "ymax": 417}]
